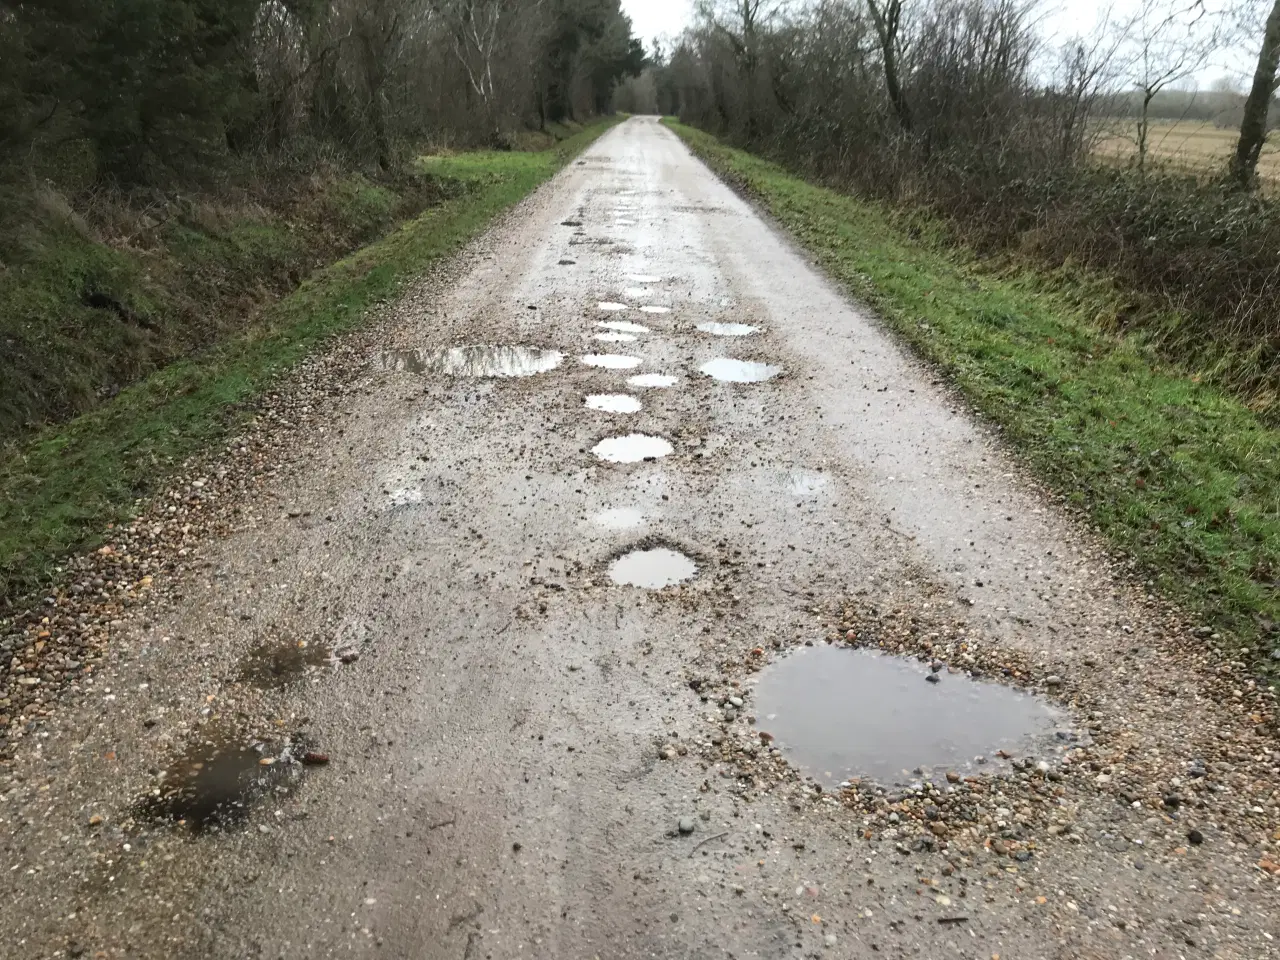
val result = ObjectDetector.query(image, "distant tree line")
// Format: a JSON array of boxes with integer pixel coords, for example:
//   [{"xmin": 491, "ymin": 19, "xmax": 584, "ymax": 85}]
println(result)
[{"xmin": 0, "ymin": 0, "xmax": 645, "ymax": 191}]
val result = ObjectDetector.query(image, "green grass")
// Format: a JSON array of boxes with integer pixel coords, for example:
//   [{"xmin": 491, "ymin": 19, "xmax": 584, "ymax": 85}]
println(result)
[
  {"xmin": 666, "ymin": 120, "xmax": 1280, "ymax": 661},
  {"xmin": 0, "ymin": 119, "xmax": 619, "ymax": 604}
]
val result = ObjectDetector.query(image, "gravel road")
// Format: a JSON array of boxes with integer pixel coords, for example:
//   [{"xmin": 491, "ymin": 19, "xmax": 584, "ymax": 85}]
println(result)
[{"xmin": 3, "ymin": 116, "xmax": 1278, "ymax": 959}]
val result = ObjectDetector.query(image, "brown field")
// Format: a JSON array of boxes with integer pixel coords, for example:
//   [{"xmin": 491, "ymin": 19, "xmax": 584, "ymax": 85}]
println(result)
[{"xmin": 1094, "ymin": 119, "xmax": 1280, "ymax": 183}]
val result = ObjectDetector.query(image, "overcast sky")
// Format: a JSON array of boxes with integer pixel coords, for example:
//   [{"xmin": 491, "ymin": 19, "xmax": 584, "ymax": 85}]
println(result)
[{"xmin": 621, "ymin": 0, "xmax": 1254, "ymax": 86}]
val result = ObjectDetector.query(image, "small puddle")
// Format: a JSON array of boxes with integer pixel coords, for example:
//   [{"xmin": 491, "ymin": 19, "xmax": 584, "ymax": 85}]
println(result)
[
  {"xmin": 135, "ymin": 727, "xmax": 304, "ymax": 828},
  {"xmin": 697, "ymin": 322, "xmax": 760, "ymax": 337},
  {"xmin": 591, "ymin": 434, "xmax": 673, "ymax": 463},
  {"xmin": 628, "ymin": 373, "xmax": 677, "ymax": 388},
  {"xmin": 700, "ymin": 358, "xmax": 782, "ymax": 383},
  {"xmin": 754, "ymin": 646, "xmax": 1060, "ymax": 787},
  {"xmin": 593, "ymin": 508, "xmax": 646, "ymax": 530},
  {"xmin": 586, "ymin": 394, "xmax": 642, "ymax": 413},
  {"xmin": 597, "ymin": 321, "xmax": 650, "ymax": 334},
  {"xmin": 628, "ymin": 274, "xmax": 661, "ymax": 283},
  {"xmin": 594, "ymin": 332, "xmax": 637, "ymax": 343},
  {"xmin": 787, "ymin": 469, "xmax": 828, "ymax": 496},
  {"xmin": 640, "ymin": 305, "xmax": 671, "ymax": 314},
  {"xmin": 608, "ymin": 547, "xmax": 697, "ymax": 588},
  {"xmin": 598, "ymin": 302, "xmax": 629, "ymax": 312},
  {"xmin": 379, "ymin": 345, "xmax": 563, "ymax": 378},
  {"xmin": 581, "ymin": 354, "xmax": 643, "ymax": 370},
  {"xmin": 238, "ymin": 639, "xmax": 331, "ymax": 689}
]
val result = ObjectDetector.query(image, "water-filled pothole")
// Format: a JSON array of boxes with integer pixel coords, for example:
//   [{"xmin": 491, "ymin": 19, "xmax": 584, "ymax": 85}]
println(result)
[
  {"xmin": 628, "ymin": 373, "xmax": 677, "ymax": 388},
  {"xmin": 581, "ymin": 354, "xmax": 643, "ymax": 370},
  {"xmin": 593, "ymin": 507, "xmax": 646, "ymax": 530},
  {"xmin": 700, "ymin": 358, "xmax": 782, "ymax": 383},
  {"xmin": 379, "ymin": 345, "xmax": 563, "ymax": 378},
  {"xmin": 591, "ymin": 434, "xmax": 673, "ymax": 463},
  {"xmin": 594, "ymin": 332, "xmax": 637, "ymax": 343},
  {"xmin": 598, "ymin": 320, "xmax": 650, "ymax": 334},
  {"xmin": 586, "ymin": 394, "xmax": 642, "ymax": 413},
  {"xmin": 608, "ymin": 547, "xmax": 697, "ymax": 588},
  {"xmin": 238, "ymin": 639, "xmax": 331, "ymax": 689},
  {"xmin": 697, "ymin": 322, "xmax": 760, "ymax": 337},
  {"xmin": 754, "ymin": 645, "xmax": 1061, "ymax": 787},
  {"xmin": 134, "ymin": 727, "xmax": 305, "ymax": 828}
]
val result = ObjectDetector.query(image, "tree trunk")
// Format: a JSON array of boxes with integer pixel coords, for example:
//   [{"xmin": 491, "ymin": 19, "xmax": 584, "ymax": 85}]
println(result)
[
  {"xmin": 1230, "ymin": 0, "xmax": 1280, "ymax": 189},
  {"xmin": 867, "ymin": 0, "xmax": 912, "ymax": 133}
]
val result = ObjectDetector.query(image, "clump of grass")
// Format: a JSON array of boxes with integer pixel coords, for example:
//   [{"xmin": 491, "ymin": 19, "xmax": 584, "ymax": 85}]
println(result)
[{"xmin": 667, "ymin": 120, "xmax": 1280, "ymax": 662}]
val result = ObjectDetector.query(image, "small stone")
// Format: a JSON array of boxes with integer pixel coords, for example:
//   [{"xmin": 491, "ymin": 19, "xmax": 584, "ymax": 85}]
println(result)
[
  {"xmin": 678, "ymin": 817, "xmax": 696, "ymax": 835},
  {"xmin": 925, "ymin": 674, "xmax": 940, "ymax": 685},
  {"xmin": 1163, "ymin": 795, "xmax": 1181, "ymax": 809},
  {"xmin": 728, "ymin": 696, "xmax": 744, "ymax": 709},
  {"xmin": 824, "ymin": 934, "xmax": 837, "ymax": 947},
  {"xmin": 88, "ymin": 815, "xmax": 103, "ymax": 827},
  {"xmin": 1187, "ymin": 829, "xmax": 1204, "ymax": 845},
  {"xmin": 337, "ymin": 649, "xmax": 359, "ymax": 664},
  {"xmin": 660, "ymin": 744, "xmax": 679, "ymax": 761},
  {"xmin": 1045, "ymin": 675, "xmax": 1063, "ymax": 688},
  {"xmin": 302, "ymin": 752, "xmax": 329, "ymax": 765},
  {"xmin": 945, "ymin": 771, "xmax": 961, "ymax": 783}
]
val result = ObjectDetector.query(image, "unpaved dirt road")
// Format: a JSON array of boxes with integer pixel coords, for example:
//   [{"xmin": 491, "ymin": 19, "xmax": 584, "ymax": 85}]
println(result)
[{"xmin": 4, "ymin": 117, "xmax": 1279, "ymax": 959}]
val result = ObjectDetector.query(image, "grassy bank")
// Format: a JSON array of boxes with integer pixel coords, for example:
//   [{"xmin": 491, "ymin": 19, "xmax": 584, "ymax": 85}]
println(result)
[
  {"xmin": 666, "ymin": 120, "xmax": 1279, "ymax": 661},
  {"xmin": 0, "ymin": 120, "xmax": 617, "ymax": 605}
]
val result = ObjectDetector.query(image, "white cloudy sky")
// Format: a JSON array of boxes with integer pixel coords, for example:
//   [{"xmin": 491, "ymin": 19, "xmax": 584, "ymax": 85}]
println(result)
[{"xmin": 621, "ymin": 0, "xmax": 1255, "ymax": 86}]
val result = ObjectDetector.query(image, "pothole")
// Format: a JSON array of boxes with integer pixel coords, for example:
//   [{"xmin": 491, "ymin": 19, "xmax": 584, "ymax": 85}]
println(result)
[
  {"xmin": 592, "ymin": 507, "xmax": 647, "ymax": 530},
  {"xmin": 753, "ymin": 645, "xmax": 1061, "ymax": 788},
  {"xmin": 598, "ymin": 302, "xmax": 629, "ymax": 312},
  {"xmin": 594, "ymin": 332, "xmax": 638, "ymax": 343},
  {"xmin": 699, "ymin": 358, "xmax": 782, "ymax": 383},
  {"xmin": 581, "ymin": 354, "xmax": 643, "ymax": 370},
  {"xmin": 608, "ymin": 547, "xmax": 697, "ymax": 588},
  {"xmin": 697, "ymin": 322, "xmax": 760, "ymax": 337},
  {"xmin": 586, "ymin": 394, "xmax": 642, "ymax": 413},
  {"xmin": 134, "ymin": 727, "xmax": 307, "ymax": 829},
  {"xmin": 627, "ymin": 373, "xmax": 678, "ymax": 388},
  {"xmin": 591, "ymin": 434, "xmax": 673, "ymax": 463},
  {"xmin": 640, "ymin": 305, "xmax": 671, "ymax": 314},
  {"xmin": 597, "ymin": 320, "xmax": 650, "ymax": 334},
  {"xmin": 378, "ymin": 345, "xmax": 563, "ymax": 378},
  {"xmin": 237, "ymin": 639, "xmax": 332, "ymax": 689}
]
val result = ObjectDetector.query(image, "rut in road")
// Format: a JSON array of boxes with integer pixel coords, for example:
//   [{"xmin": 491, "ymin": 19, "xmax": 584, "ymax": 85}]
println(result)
[{"xmin": 2, "ymin": 117, "xmax": 1278, "ymax": 960}]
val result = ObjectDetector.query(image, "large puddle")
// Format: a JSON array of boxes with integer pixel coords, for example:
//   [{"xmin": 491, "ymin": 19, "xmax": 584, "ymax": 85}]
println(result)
[
  {"xmin": 581, "ymin": 354, "xmax": 643, "ymax": 370},
  {"xmin": 627, "ymin": 373, "xmax": 678, "ymax": 389},
  {"xmin": 379, "ymin": 346, "xmax": 563, "ymax": 378},
  {"xmin": 591, "ymin": 434, "xmax": 673, "ymax": 463},
  {"xmin": 608, "ymin": 547, "xmax": 697, "ymax": 588},
  {"xmin": 586, "ymin": 394, "xmax": 642, "ymax": 413},
  {"xmin": 754, "ymin": 646, "xmax": 1061, "ymax": 787},
  {"xmin": 700, "ymin": 358, "xmax": 782, "ymax": 383},
  {"xmin": 598, "ymin": 321, "xmax": 650, "ymax": 334},
  {"xmin": 697, "ymin": 322, "xmax": 760, "ymax": 337}
]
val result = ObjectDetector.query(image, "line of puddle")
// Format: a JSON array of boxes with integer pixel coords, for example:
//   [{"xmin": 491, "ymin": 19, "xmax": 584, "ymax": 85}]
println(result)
[
  {"xmin": 379, "ymin": 345, "xmax": 563, "ymax": 378},
  {"xmin": 586, "ymin": 394, "xmax": 642, "ymax": 414},
  {"xmin": 591, "ymin": 434, "xmax": 672, "ymax": 463},
  {"xmin": 700, "ymin": 358, "xmax": 782, "ymax": 383},
  {"xmin": 608, "ymin": 547, "xmax": 697, "ymax": 588},
  {"xmin": 753, "ymin": 645, "xmax": 1062, "ymax": 788}
]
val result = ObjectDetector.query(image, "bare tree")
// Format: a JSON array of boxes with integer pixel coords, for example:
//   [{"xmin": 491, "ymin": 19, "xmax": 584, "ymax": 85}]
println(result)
[
  {"xmin": 867, "ymin": 0, "xmax": 912, "ymax": 131},
  {"xmin": 1230, "ymin": 0, "xmax": 1280, "ymax": 187}
]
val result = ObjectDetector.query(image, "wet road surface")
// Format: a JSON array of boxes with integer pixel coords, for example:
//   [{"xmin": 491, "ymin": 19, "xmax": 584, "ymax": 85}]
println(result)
[{"xmin": 3, "ymin": 117, "xmax": 1279, "ymax": 959}]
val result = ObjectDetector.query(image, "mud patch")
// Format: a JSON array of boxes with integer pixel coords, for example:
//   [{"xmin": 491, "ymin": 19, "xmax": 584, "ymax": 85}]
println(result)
[
  {"xmin": 134, "ymin": 727, "xmax": 305, "ymax": 828},
  {"xmin": 591, "ymin": 434, "xmax": 673, "ymax": 463},
  {"xmin": 237, "ymin": 639, "xmax": 332, "ymax": 689},
  {"xmin": 593, "ymin": 508, "xmax": 647, "ymax": 530},
  {"xmin": 593, "ymin": 332, "xmax": 638, "ymax": 343},
  {"xmin": 598, "ymin": 321, "xmax": 650, "ymax": 334},
  {"xmin": 608, "ymin": 547, "xmax": 697, "ymax": 589},
  {"xmin": 697, "ymin": 322, "xmax": 760, "ymax": 337},
  {"xmin": 700, "ymin": 358, "xmax": 782, "ymax": 383},
  {"xmin": 581, "ymin": 354, "xmax": 643, "ymax": 370},
  {"xmin": 753, "ymin": 645, "xmax": 1059, "ymax": 787},
  {"xmin": 627, "ymin": 373, "xmax": 677, "ymax": 388},
  {"xmin": 379, "ymin": 346, "xmax": 563, "ymax": 378},
  {"xmin": 586, "ymin": 394, "xmax": 642, "ymax": 414}
]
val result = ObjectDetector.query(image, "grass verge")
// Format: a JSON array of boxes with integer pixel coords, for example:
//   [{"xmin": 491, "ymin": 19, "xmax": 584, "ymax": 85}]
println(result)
[
  {"xmin": 0, "ymin": 119, "xmax": 618, "ymax": 605},
  {"xmin": 666, "ymin": 119, "xmax": 1280, "ymax": 662}
]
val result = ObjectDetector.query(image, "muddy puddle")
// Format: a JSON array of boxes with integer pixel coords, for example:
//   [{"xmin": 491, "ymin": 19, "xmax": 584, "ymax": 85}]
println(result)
[
  {"xmin": 753, "ymin": 645, "xmax": 1061, "ymax": 787},
  {"xmin": 591, "ymin": 434, "xmax": 673, "ymax": 463},
  {"xmin": 627, "ymin": 373, "xmax": 677, "ymax": 388},
  {"xmin": 598, "ymin": 320, "xmax": 650, "ymax": 334},
  {"xmin": 594, "ymin": 332, "xmax": 638, "ymax": 343},
  {"xmin": 581, "ymin": 354, "xmax": 643, "ymax": 370},
  {"xmin": 592, "ymin": 507, "xmax": 647, "ymax": 530},
  {"xmin": 379, "ymin": 345, "xmax": 563, "ymax": 378},
  {"xmin": 238, "ymin": 639, "xmax": 332, "ymax": 689},
  {"xmin": 598, "ymin": 302, "xmax": 629, "ymax": 312},
  {"xmin": 586, "ymin": 394, "xmax": 642, "ymax": 413},
  {"xmin": 700, "ymin": 358, "xmax": 782, "ymax": 383},
  {"xmin": 135, "ymin": 728, "xmax": 306, "ymax": 828},
  {"xmin": 697, "ymin": 322, "xmax": 760, "ymax": 337},
  {"xmin": 608, "ymin": 547, "xmax": 697, "ymax": 588}
]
